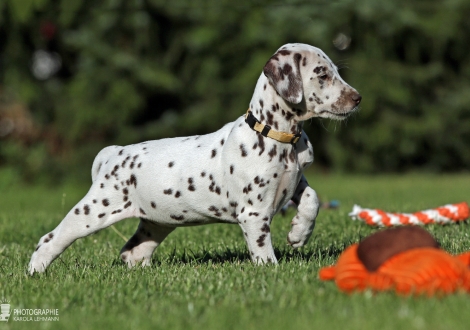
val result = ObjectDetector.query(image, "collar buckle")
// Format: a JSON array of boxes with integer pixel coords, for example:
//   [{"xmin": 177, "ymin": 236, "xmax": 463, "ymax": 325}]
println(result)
[{"xmin": 290, "ymin": 133, "xmax": 301, "ymax": 144}]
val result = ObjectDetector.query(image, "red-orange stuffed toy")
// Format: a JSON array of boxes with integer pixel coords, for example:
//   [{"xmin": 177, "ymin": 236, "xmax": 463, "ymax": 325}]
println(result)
[{"xmin": 319, "ymin": 227, "xmax": 470, "ymax": 295}]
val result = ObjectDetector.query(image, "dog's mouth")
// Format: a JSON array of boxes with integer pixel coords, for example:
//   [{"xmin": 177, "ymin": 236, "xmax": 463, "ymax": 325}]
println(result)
[{"xmin": 317, "ymin": 107, "xmax": 358, "ymax": 120}]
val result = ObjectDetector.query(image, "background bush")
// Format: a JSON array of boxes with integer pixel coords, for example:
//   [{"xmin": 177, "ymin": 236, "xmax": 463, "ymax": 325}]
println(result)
[{"xmin": 1, "ymin": 0, "xmax": 470, "ymax": 184}]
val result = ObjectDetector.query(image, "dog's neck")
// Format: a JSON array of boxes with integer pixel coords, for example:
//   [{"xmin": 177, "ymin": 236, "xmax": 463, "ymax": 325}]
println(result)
[{"xmin": 248, "ymin": 74, "xmax": 304, "ymax": 135}]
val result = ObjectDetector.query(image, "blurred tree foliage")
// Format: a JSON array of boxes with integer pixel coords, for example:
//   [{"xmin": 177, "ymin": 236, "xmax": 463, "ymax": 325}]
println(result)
[{"xmin": 1, "ymin": 0, "xmax": 470, "ymax": 184}]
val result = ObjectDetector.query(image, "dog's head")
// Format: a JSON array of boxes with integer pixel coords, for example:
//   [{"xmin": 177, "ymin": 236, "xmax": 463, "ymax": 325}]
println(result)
[{"xmin": 263, "ymin": 43, "xmax": 361, "ymax": 121}]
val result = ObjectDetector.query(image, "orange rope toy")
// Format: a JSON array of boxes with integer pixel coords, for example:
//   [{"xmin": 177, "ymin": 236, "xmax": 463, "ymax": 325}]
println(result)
[
  {"xmin": 349, "ymin": 202, "xmax": 469, "ymax": 227},
  {"xmin": 319, "ymin": 227, "xmax": 470, "ymax": 295}
]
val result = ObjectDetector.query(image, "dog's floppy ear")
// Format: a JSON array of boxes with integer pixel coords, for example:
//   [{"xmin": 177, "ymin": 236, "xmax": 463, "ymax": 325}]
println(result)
[{"xmin": 263, "ymin": 50, "xmax": 303, "ymax": 104}]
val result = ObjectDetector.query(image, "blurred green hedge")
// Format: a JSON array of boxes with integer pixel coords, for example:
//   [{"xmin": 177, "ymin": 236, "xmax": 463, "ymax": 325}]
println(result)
[{"xmin": 1, "ymin": 0, "xmax": 470, "ymax": 184}]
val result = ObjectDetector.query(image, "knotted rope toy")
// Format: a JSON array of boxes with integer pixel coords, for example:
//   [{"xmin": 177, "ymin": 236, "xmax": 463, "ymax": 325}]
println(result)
[
  {"xmin": 349, "ymin": 202, "xmax": 469, "ymax": 227},
  {"xmin": 319, "ymin": 227, "xmax": 470, "ymax": 295}
]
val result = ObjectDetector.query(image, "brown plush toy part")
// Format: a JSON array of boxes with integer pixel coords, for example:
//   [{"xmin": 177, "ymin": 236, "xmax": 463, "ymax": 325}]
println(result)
[{"xmin": 319, "ymin": 227, "xmax": 470, "ymax": 295}]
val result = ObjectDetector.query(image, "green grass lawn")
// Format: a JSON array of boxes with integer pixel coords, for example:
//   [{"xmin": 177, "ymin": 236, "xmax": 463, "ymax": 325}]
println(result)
[{"xmin": 1, "ymin": 172, "xmax": 470, "ymax": 329}]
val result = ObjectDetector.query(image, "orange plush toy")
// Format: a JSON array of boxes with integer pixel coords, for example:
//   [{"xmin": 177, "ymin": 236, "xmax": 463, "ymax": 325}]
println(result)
[{"xmin": 319, "ymin": 227, "xmax": 470, "ymax": 295}]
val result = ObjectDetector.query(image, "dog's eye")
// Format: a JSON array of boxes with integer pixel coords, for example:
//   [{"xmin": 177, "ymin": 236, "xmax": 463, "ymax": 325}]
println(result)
[{"xmin": 319, "ymin": 74, "xmax": 328, "ymax": 80}]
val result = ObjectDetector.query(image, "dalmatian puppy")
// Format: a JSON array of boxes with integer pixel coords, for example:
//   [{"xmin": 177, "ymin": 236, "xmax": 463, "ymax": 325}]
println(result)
[{"xmin": 29, "ymin": 43, "xmax": 361, "ymax": 274}]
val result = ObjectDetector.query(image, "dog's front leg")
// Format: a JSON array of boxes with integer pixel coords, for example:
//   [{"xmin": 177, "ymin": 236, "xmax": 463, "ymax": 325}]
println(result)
[
  {"xmin": 239, "ymin": 215, "xmax": 278, "ymax": 264},
  {"xmin": 287, "ymin": 175, "xmax": 320, "ymax": 248}
]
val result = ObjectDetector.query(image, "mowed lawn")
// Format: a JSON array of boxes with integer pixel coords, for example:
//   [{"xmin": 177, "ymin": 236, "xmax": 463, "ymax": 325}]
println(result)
[{"xmin": 1, "ymin": 172, "xmax": 470, "ymax": 329}]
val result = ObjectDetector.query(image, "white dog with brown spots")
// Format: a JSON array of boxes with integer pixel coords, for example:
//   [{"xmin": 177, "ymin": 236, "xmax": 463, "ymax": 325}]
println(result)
[{"xmin": 29, "ymin": 43, "xmax": 361, "ymax": 274}]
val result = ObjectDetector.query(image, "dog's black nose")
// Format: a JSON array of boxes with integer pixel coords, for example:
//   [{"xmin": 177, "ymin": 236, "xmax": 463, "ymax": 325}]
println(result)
[{"xmin": 352, "ymin": 93, "xmax": 362, "ymax": 105}]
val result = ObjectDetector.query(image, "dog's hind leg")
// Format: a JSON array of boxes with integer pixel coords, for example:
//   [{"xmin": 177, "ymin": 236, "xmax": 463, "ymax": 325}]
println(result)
[
  {"xmin": 120, "ymin": 219, "xmax": 175, "ymax": 267},
  {"xmin": 28, "ymin": 186, "xmax": 135, "ymax": 275}
]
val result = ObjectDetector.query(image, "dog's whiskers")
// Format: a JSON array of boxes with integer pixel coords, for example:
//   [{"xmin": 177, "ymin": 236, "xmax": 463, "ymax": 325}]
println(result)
[{"xmin": 319, "ymin": 118, "xmax": 330, "ymax": 132}]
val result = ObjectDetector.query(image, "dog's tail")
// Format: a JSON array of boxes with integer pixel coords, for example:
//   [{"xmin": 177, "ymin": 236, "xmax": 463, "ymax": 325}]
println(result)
[{"xmin": 91, "ymin": 146, "xmax": 120, "ymax": 182}]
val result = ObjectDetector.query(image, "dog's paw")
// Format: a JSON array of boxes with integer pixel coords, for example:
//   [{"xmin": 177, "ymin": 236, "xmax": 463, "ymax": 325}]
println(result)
[
  {"xmin": 287, "ymin": 232, "xmax": 306, "ymax": 248},
  {"xmin": 120, "ymin": 251, "xmax": 152, "ymax": 268},
  {"xmin": 287, "ymin": 216, "xmax": 314, "ymax": 248},
  {"xmin": 28, "ymin": 253, "xmax": 48, "ymax": 275},
  {"xmin": 252, "ymin": 254, "xmax": 278, "ymax": 265}
]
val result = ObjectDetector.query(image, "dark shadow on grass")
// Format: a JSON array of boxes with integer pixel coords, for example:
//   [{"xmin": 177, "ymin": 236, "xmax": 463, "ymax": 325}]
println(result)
[
  {"xmin": 155, "ymin": 247, "xmax": 253, "ymax": 265},
  {"xmin": 277, "ymin": 245, "xmax": 346, "ymax": 263},
  {"xmin": 135, "ymin": 241, "xmax": 355, "ymax": 266}
]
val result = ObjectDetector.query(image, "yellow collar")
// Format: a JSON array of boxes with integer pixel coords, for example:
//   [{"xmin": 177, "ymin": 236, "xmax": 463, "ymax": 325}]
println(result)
[{"xmin": 245, "ymin": 109, "xmax": 301, "ymax": 144}]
